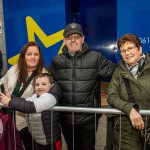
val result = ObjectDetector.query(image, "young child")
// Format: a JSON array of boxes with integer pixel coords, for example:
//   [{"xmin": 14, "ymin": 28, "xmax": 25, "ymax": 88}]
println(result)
[{"xmin": 0, "ymin": 73, "xmax": 62, "ymax": 150}]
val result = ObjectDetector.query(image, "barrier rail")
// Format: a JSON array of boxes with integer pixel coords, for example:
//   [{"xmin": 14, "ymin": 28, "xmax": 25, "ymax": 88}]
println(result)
[
  {"xmin": 52, "ymin": 106, "xmax": 150, "ymax": 115},
  {"xmin": 1, "ymin": 103, "xmax": 150, "ymax": 150},
  {"xmin": 51, "ymin": 106, "xmax": 150, "ymax": 150},
  {"xmin": 1, "ymin": 103, "xmax": 150, "ymax": 115}
]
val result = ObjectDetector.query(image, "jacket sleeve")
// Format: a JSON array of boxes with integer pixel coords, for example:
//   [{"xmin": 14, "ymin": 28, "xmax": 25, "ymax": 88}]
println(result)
[
  {"xmin": 98, "ymin": 53, "xmax": 117, "ymax": 78},
  {"xmin": 0, "ymin": 66, "xmax": 10, "ymax": 86},
  {"xmin": 49, "ymin": 82, "xmax": 62, "ymax": 104},
  {"xmin": 9, "ymin": 93, "xmax": 57, "ymax": 113},
  {"xmin": 34, "ymin": 93, "xmax": 56, "ymax": 112},
  {"xmin": 107, "ymin": 70, "xmax": 135, "ymax": 116},
  {"xmin": 0, "ymin": 65, "xmax": 18, "ymax": 93},
  {"xmin": 8, "ymin": 96, "xmax": 36, "ymax": 113}
]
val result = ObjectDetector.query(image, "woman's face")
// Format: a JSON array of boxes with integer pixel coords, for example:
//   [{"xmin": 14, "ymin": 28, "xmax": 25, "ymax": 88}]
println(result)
[
  {"xmin": 120, "ymin": 42, "xmax": 142, "ymax": 66},
  {"xmin": 25, "ymin": 46, "xmax": 40, "ymax": 70}
]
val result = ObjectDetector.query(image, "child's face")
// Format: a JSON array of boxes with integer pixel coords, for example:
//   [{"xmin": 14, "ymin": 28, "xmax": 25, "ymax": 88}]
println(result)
[{"xmin": 34, "ymin": 77, "xmax": 52, "ymax": 96}]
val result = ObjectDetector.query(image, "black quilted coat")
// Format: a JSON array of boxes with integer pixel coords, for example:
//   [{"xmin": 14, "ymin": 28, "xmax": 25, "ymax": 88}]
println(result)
[{"xmin": 48, "ymin": 42, "xmax": 117, "ymax": 124}]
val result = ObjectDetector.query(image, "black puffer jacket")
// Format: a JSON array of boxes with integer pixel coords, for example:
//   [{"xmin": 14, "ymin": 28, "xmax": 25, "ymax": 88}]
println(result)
[{"xmin": 48, "ymin": 42, "xmax": 117, "ymax": 124}]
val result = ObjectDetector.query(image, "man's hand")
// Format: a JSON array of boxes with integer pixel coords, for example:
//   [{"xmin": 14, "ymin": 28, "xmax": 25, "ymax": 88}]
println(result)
[
  {"xmin": 0, "ymin": 93, "xmax": 11, "ymax": 106},
  {"xmin": 129, "ymin": 107, "xmax": 144, "ymax": 130}
]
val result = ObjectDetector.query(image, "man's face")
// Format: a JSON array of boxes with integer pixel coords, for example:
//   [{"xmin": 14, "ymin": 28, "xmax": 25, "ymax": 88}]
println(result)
[
  {"xmin": 64, "ymin": 34, "xmax": 85, "ymax": 54},
  {"xmin": 120, "ymin": 42, "xmax": 142, "ymax": 66}
]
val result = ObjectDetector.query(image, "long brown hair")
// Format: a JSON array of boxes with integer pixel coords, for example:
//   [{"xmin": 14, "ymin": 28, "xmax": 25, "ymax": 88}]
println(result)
[{"xmin": 17, "ymin": 41, "xmax": 45, "ymax": 84}]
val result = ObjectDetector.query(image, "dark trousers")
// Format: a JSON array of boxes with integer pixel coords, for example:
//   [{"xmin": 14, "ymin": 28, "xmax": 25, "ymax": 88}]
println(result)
[
  {"xmin": 61, "ymin": 121, "xmax": 98, "ymax": 150},
  {"xmin": 19, "ymin": 127, "xmax": 35, "ymax": 150},
  {"xmin": 35, "ymin": 140, "xmax": 61, "ymax": 150}
]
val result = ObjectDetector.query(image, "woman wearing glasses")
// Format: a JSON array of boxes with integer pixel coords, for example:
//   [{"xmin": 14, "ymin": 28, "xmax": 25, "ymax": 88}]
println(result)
[{"xmin": 107, "ymin": 33, "xmax": 150, "ymax": 150}]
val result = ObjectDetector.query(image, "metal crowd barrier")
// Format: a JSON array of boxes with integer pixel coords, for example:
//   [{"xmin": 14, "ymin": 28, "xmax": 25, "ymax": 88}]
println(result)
[
  {"xmin": 1, "ymin": 103, "xmax": 150, "ymax": 115},
  {"xmin": 1, "ymin": 102, "xmax": 150, "ymax": 115},
  {"xmin": 53, "ymin": 106, "xmax": 150, "ymax": 150},
  {"xmin": 51, "ymin": 106, "xmax": 150, "ymax": 115},
  {"xmin": 1, "ymin": 103, "xmax": 150, "ymax": 150}
]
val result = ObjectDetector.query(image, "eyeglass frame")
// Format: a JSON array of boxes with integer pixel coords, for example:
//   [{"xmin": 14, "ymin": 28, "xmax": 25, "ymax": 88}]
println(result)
[
  {"xmin": 65, "ymin": 34, "xmax": 83, "ymax": 40},
  {"xmin": 120, "ymin": 46, "xmax": 137, "ymax": 54}
]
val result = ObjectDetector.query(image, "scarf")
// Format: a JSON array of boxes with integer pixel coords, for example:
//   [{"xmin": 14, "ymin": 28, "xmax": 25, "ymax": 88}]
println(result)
[{"xmin": 126, "ymin": 53, "xmax": 146, "ymax": 79}]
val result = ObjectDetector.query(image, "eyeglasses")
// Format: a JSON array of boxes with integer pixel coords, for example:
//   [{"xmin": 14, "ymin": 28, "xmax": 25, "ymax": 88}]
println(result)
[
  {"xmin": 65, "ymin": 35, "xmax": 83, "ymax": 40},
  {"xmin": 120, "ymin": 46, "xmax": 137, "ymax": 54}
]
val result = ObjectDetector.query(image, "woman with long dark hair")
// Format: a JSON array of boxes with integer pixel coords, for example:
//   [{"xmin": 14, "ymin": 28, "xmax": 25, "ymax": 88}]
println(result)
[{"xmin": 0, "ymin": 41, "xmax": 46, "ymax": 150}]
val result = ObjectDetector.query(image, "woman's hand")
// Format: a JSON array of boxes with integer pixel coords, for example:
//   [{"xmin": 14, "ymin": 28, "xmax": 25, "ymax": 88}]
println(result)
[
  {"xmin": 5, "ymin": 89, "xmax": 11, "ymax": 98},
  {"xmin": 0, "ymin": 93, "xmax": 11, "ymax": 106},
  {"xmin": 129, "ymin": 107, "xmax": 144, "ymax": 130}
]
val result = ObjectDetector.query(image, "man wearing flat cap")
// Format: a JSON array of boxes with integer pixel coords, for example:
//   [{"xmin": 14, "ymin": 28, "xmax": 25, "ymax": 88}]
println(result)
[{"xmin": 48, "ymin": 22, "xmax": 117, "ymax": 150}]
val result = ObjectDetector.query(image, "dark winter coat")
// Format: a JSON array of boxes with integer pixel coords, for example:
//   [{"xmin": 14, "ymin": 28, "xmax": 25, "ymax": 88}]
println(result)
[
  {"xmin": 48, "ymin": 42, "xmax": 117, "ymax": 124},
  {"xmin": 8, "ymin": 82, "xmax": 62, "ymax": 145},
  {"xmin": 107, "ymin": 53, "xmax": 150, "ymax": 150}
]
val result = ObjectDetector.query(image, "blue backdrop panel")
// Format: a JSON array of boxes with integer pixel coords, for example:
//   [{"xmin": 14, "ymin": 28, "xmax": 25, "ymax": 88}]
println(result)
[
  {"xmin": 3, "ymin": 0, "xmax": 66, "ymax": 67},
  {"xmin": 79, "ymin": 0, "xmax": 117, "ymax": 63},
  {"xmin": 3, "ymin": 0, "xmax": 150, "ymax": 67},
  {"xmin": 117, "ymin": 0, "xmax": 150, "ymax": 62}
]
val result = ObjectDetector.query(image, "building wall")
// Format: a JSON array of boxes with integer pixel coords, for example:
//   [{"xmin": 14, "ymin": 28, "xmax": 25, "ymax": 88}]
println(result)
[{"xmin": 0, "ymin": 0, "xmax": 8, "ymax": 76}]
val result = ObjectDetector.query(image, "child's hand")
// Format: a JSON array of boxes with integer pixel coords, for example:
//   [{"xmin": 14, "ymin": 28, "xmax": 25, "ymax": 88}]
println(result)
[{"xmin": 0, "ymin": 93, "xmax": 11, "ymax": 106}]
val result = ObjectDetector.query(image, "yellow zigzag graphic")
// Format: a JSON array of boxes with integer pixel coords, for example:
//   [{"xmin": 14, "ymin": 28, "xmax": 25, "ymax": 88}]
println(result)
[{"xmin": 8, "ymin": 16, "xmax": 64, "ymax": 65}]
